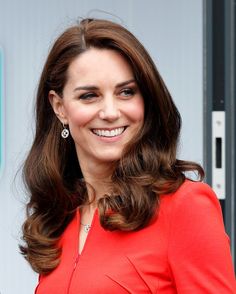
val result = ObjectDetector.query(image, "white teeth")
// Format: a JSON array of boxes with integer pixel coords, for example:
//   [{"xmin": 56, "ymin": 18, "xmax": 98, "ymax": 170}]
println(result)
[{"xmin": 92, "ymin": 127, "xmax": 125, "ymax": 137}]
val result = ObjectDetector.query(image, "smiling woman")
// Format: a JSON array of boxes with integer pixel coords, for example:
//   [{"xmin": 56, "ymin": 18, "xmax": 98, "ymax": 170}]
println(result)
[
  {"xmin": 20, "ymin": 19, "xmax": 236, "ymax": 293},
  {"xmin": 49, "ymin": 48, "xmax": 144, "ymax": 166}
]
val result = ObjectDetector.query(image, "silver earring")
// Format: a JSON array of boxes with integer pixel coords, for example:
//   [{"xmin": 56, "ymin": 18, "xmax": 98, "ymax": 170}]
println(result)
[{"xmin": 61, "ymin": 124, "xmax": 69, "ymax": 138}]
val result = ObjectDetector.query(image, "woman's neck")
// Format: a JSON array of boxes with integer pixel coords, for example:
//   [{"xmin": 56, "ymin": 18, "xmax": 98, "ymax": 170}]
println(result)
[{"xmin": 79, "ymin": 159, "xmax": 115, "ymax": 203}]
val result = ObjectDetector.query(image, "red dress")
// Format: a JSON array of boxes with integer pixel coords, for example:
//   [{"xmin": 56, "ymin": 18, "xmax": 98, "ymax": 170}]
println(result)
[{"xmin": 35, "ymin": 181, "xmax": 236, "ymax": 293}]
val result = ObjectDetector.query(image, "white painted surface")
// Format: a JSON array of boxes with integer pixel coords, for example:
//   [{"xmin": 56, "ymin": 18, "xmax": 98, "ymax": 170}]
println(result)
[
  {"xmin": 0, "ymin": 1, "xmax": 203, "ymax": 293},
  {"xmin": 212, "ymin": 111, "xmax": 226, "ymax": 199}
]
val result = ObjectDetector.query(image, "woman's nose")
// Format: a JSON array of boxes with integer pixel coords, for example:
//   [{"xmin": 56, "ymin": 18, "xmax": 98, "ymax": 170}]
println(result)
[{"xmin": 99, "ymin": 97, "xmax": 121, "ymax": 121}]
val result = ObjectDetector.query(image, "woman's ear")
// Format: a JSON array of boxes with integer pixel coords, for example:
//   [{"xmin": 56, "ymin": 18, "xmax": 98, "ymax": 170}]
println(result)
[{"xmin": 48, "ymin": 90, "xmax": 68, "ymax": 124}]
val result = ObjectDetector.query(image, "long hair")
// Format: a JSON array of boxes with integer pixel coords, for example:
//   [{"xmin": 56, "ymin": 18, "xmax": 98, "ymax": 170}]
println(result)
[{"xmin": 20, "ymin": 18, "xmax": 204, "ymax": 274}]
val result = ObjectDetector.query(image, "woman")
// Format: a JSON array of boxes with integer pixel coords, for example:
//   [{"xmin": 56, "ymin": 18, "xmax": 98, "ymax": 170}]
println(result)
[{"xmin": 21, "ymin": 18, "xmax": 236, "ymax": 293}]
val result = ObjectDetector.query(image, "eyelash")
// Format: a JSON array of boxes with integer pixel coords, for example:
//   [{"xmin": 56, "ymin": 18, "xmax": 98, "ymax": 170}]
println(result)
[
  {"xmin": 79, "ymin": 92, "xmax": 97, "ymax": 100},
  {"xmin": 78, "ymin": 87, "xmax": 136, "ymax": 100},
  {"xmin": 120, "ymin": 87, "xmax": 136, "ymax": 97}
]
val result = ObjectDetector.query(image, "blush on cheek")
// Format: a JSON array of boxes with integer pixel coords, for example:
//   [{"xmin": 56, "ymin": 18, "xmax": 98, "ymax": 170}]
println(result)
[
  {"xmin": 125, "ymin": 99, "xmax": 144, "ymax": 122},
  {"xmin": 69, "ymin": 109, "xmax": 96, "ymax": 127}
]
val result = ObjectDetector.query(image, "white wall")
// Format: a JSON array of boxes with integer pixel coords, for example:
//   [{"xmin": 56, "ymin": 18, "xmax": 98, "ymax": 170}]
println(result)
[{"xmin": 0, "ymin": 0, "xmax": 203, "ymax": 293}]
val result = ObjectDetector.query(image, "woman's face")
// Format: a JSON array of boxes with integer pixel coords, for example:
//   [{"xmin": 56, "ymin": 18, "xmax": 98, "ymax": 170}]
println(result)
[{"xmin": 50, "ymin": 48, "xmax": 144, "ymax": 167}]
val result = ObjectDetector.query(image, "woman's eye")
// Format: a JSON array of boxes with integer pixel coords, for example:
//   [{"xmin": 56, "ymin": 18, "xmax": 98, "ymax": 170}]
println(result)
[
  {"xmin": 79, "ymin": 92, "xmax": 97, "ymax": 100},
  {"xmin": 120, "ymin": 88, "xmax": 135, "ymax": 97}
]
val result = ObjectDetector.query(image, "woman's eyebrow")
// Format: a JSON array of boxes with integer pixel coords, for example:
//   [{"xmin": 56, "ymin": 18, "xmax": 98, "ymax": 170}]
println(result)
[
  {"xmin": 73, "ymin": 79, "xmax": 136, "ymax": 92},
  {"xmin": 73, "ymin": 85, "xmax": 98, "ymax": 92},
  {"xmin": 115, "ymin": 79, "xmax": 136, "ymax": 88}
]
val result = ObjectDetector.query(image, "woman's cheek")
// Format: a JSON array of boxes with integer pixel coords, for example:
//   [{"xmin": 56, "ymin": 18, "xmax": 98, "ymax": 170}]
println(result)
[
  {"xmin": 67, "ymin": 107, "xmax": 96, "ymax": 127},
  {"xmin": 124, "ymin": 99, "xmax": 144, "ymax": 122}
]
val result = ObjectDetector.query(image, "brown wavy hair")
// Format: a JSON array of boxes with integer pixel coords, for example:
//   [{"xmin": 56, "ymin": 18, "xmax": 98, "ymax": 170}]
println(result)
[{"xmin": 20, "ymin": 18, "xmax": 204, "ymax": 274}]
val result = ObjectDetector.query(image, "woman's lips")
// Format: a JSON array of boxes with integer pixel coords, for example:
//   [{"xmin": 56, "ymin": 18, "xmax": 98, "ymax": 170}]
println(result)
[{"xmin": 91, "ymin": 127, "xmax": 126, "ymax": 137}]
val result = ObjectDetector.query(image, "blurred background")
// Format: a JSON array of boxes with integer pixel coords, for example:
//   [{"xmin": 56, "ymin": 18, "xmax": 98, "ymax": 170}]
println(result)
[{"xmin": 0, "ymin": 0, "xmax": 235, "ymax": 293}]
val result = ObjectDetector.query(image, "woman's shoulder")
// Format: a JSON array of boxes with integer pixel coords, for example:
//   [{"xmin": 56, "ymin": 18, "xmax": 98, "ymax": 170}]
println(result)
[
  {"xmin": 159, "ymin": 180, "xmax": 223, "ymax": 224},
  {"xmin": 168, "ymin": 179, "xmax": 220, "ymax": 208},
  {"xmin": 173, "ymin": 179, "xmax": 215, "ymax": 197},
  {"xmin": 162, "ymin": 185, "xmax": 235, "ymax": 292}
]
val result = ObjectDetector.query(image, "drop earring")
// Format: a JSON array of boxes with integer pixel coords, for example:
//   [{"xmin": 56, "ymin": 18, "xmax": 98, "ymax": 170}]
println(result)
[{"xmin": 61, "ymin": 123, "xmax": 69, "ymax": 138}]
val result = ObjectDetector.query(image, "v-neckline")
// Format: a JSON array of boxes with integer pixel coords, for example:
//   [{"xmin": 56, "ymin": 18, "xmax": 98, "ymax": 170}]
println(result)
[{"xmin": 76, "ymin": 208, "xmax": 98, "ymax": 255}]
